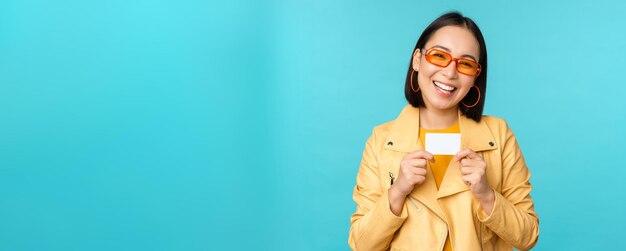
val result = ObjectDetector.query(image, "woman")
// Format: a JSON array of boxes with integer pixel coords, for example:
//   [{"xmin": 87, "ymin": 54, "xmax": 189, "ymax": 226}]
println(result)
[{"xmin": 348, "ymin": 12, "xmax": 539, "ymax": 251}]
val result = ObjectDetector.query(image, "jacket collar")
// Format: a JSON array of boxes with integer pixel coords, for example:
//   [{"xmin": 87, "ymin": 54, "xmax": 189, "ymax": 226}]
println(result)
[
  {"xmin": 383, "ymin": 105, "xmax": 497, "ymax": 154},
  {"xmin": 383, "ymin": 105, "xmax": 498, "ymax": 219}
]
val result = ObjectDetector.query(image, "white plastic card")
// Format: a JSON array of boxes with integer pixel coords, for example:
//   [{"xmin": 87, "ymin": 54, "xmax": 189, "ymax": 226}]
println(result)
[{"xmin": 425, "ymin": 133, "xmax": 461, "ymax": 155}]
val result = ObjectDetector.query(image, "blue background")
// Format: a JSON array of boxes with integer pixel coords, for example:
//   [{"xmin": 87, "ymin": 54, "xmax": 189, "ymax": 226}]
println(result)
[{"xmin": 1, "ymin": 0, "xmax": 625, "ymax": 250}]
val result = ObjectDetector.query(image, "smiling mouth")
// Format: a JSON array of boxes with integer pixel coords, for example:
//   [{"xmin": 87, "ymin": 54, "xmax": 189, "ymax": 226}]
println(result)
[{"xmin": 433, "ymin": 81, "xmax": 457, "ymax": 94}]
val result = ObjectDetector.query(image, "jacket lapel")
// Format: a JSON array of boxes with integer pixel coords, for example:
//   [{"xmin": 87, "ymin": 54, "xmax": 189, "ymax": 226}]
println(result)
[{"xmin": 383, "ymin": 105, "xmax": 420, "ymax": 154}]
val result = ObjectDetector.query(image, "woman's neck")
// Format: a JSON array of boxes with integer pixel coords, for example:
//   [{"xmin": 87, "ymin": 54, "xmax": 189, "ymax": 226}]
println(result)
[{"xmin": 419, "ymin": 106, "xmax": 458, "ymax": 129}]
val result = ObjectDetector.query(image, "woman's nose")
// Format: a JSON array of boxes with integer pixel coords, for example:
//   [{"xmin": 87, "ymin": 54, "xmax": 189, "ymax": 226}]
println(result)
[{"xmin": 441, "ymin": 61, "xmax": 458, "ymax": 79}]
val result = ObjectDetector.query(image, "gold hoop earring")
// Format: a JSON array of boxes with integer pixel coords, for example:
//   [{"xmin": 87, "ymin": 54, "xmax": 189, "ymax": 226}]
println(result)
[
  {"xmin": 410, "ymin": 70, "xmax": 419, "ymax": 93},
  {"xmin": 462, "ymin": 85, "xmax": 481, "ymax": 108}
]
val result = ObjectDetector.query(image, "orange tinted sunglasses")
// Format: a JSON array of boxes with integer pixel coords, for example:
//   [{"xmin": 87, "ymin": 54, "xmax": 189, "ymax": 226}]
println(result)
[{"xmin": 424, "ymin": 48, "xmax": 481, "ymax": 77}]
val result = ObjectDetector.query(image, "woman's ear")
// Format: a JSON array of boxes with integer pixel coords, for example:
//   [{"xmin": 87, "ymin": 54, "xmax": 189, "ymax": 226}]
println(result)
[{"xmin": 412, "ymin": 49, "xmax": 421, "ymax": 72}]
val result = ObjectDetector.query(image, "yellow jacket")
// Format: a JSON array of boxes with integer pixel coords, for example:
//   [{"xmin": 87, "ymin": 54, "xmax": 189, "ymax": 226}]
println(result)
[{"xmin": 349, "ymin": 105, "xmax": 539, "ymax": 251}]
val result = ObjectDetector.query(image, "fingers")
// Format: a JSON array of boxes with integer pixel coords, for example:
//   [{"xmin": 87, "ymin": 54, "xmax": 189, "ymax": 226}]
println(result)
[
  {"xmin": 460, "ymin": 158, "xmax": 482, "ymax": 168},
  {"xmin": 460, "ymin": 159, "xmax": 486, "ymax": 175},
  {"xmin": 460, "ymin": 166, "xmax": 485, "ymax": 176},
  {"xmin": 396, "ymin": 150, "xmax": 432, "ymax": 191},
  {"xmin": 456, "ymin": 149, "xmax": 492, "ymax": 197},
  {"xmin": 462, "ymin": 174, "xmax": 478, "ymax": 186},
  {"xmin": 409, "ymin": 175, "xmax": 426, "ymax": 185},
  {"xmin": 400, "ymin": 159, "xmax": 428, "ymax": 176},
  {"xmin": 453, "ymin": 148, "xmax": 480, "ymax": 162},
  {"xmin": 405, "ymin": 150, "xmax": 435, "ymax": 163},
  {"xmin": 462, "ymin": 175, "xmax": 471, "ymax": 186},
  {"xmin": 460, "ymin": 167, "xmax": 472, "ymax": 175},
  {"xmin": 411, "ymin": 165, "xmax": 427, "ymax": 176},
  {"xmin": 406, "ymin": 158, "xmax": 428, "ymax": 168},
  {"xmin": 459, "ymin": 151, "xmax": 486, "ymax": 186}
]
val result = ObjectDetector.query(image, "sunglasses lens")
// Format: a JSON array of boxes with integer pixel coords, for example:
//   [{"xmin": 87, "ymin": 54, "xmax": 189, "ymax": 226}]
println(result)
[
  {"xmin": 425, "ymin": 49, "xmax": 481, "ymax": 76},
  {"xmin": 426, "ymin": 50, "xmax": 451, "ymax": 67},
  {"xmin": 457, "ymin": 59, "xmax": 480, "ymax": 76}
]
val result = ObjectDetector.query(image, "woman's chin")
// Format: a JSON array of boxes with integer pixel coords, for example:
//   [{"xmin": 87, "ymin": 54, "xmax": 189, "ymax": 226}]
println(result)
[{"xmin": 424, "ymin": 99, "xmax": 459, "ymax": 111}]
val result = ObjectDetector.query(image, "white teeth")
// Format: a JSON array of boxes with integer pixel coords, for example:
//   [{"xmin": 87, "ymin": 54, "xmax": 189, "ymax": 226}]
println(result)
[{"xmin": 434, "ymin": 81, "xmax": 456, "ymax": 92}]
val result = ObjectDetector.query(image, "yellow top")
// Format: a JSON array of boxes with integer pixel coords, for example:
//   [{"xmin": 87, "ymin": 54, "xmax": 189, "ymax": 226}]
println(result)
[{"xmin": 419, "ymin": 121, "xmax": 460, "ymax": 251}]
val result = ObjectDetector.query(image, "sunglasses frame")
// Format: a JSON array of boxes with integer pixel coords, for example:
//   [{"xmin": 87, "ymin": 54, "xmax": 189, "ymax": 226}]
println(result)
[{"xmin": 423, "ymin": 48, "xmax": 481, "ymax": 77}]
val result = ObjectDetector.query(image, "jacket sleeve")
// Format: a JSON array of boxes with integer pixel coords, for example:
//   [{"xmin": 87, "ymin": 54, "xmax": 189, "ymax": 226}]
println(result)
[
  {"xmin": 348, "ymin": 128, "xmax": 409, "ymax": 251},
  {"xmin": 476, "ymin": 119, "xmax": 540, "ymax": 251}
]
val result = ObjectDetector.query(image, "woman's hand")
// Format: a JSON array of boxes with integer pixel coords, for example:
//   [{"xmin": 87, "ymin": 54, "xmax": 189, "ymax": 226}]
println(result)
[
  {"xmin": 454, "ymin": 148, "xmax": 495, "ymax": 215},
  {"xmin": 388, "ymin": 150, "xmax": 434, "ymax": 215}
]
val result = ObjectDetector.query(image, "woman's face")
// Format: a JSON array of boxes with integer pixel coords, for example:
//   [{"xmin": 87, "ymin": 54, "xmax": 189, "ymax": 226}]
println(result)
[{"xmin": 413, "ymin": 25, "xmax": 481, "ymax": 112}]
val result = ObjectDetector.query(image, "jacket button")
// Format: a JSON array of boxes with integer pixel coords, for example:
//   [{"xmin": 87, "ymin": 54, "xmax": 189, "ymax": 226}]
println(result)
[
  {"xmin": 489, "ymin": 142, "xmax": 494, "ymax": 147},
  {"xmin": 387, "ymin": 141, "xmax": 393, "ymax": 146}
]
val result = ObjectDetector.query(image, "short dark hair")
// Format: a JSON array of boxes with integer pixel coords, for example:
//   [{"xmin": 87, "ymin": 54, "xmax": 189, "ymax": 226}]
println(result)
[{"xmin": 404, "ymin": 12, "xmax": 488, "ymax": 122}]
